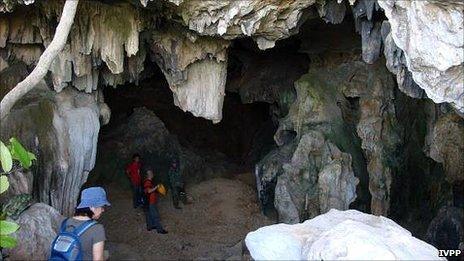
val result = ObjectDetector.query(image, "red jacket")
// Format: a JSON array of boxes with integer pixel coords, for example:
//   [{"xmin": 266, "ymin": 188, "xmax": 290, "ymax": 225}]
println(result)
[
  {"xmin": 126, "ymin": 161, "xmax": 141, "ymax": 186},
  {"xmin": 143, "ymin": 179, "xmax": 158, "ymax": 204}
]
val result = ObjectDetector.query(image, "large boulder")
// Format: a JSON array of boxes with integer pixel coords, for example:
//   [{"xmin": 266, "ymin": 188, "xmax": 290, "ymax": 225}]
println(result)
[
  {"xmin": 5, "ymin": 203, "xmax": 63, "ymax": 260},
  {"xmin": 245, "ymin": 209, "xmax": 443, "ymax": 260},
  {"xmin": 1, "ymin": 86, "xmax": 106, "ymax": 215},
  {"xmin": 92, "ymin": 107, "xmax": 231, "ymax": 186}
]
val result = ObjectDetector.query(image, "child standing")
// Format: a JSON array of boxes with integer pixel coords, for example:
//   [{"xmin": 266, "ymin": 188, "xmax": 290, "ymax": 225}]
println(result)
[{"xmin": 143, "ymin": 169, "xmax": 168, "ymax": 234}]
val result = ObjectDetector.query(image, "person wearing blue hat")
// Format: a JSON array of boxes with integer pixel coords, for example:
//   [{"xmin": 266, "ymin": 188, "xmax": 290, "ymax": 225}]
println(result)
[{"xmin": 50, "ymin": 187, "xmax": 111, "ymax": 261}]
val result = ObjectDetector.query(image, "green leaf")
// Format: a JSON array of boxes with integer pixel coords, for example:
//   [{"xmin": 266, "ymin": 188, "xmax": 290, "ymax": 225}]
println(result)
[
  {"xmin": 9, "ymin": 138, "xmax": 32, "ymax": 169},
  {"xmin": 0, "ymin": 141, "xmax": 13, "ymax": 172},
  {"xmin": 0, "ymin": 234, "xmax": 17, "ymax": 248},
  {"xmin": 28, "ymin": 152, "xmax": 37, "ymax": 161},
  {"xmin": 0, "ymin": 175, "xmax": 9, "ymax": 194},
  {"xmin": 0, "ymin": 220, "xmax": 19, "ymax": 235}
]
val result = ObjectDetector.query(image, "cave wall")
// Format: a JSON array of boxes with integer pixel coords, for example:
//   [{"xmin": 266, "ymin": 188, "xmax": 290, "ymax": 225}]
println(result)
[
  {"xmin": 0, "ymin": 0, "xmax": 462, "ymax": 250},
  {"xmin": 0, "ymin": 85, "xmax": 106, "ymax": 216}
]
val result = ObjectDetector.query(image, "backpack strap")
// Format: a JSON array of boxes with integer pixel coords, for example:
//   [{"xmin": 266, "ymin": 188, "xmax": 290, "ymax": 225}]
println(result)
[
  {"xmin": 73, "ymin": 220, "xmax": 97, "ymax": 236},
  {"xmin": 59, "ymin": 218, "xmax": 69, "ymax": 233}
]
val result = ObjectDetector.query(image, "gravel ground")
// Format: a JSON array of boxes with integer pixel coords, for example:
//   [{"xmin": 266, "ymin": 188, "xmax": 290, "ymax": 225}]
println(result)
[{"xmin": 100, "ymin": 176, "xmax": 273, "ymax": 260}]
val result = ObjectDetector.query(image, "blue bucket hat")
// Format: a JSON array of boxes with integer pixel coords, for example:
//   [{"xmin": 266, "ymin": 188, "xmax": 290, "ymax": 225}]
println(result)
[{"xmin": 77, "ymin": 187, "xmax": 111, "ymax": 209}]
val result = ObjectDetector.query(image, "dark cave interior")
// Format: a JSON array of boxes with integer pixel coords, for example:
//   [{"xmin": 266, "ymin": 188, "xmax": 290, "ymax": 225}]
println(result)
[{"xmin": 88, "ymin": 12, "xmax": 459, "ymax": 250}]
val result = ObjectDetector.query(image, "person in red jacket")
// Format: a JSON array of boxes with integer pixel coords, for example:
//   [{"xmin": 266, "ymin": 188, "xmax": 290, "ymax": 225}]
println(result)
[
  {"xmin": 126, "ymin": 153, "xmax": 143, "ymax": 208},
  {"xmin": 143, "ymin": 169, "xmax": 168, "ymax": 234}
]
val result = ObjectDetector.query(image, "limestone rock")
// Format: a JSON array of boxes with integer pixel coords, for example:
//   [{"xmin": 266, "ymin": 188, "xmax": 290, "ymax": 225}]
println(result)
[
  {"xmin": 1, "ymin": 87, "xmax": 107, "ymax": 215},
  {"xmin": 342, "ymin": 61, "xmax": 401, "ymax": 216},
  {"xmin": 381, "ymin": 21, "xmax": 425, "ymax": 99},
  {"xmin": 245, "ymin": 209, "xmax": 443, "ymax": 260},
  {"xmin": 274, "ymin": 131, "xmax": 358, "ymax": 223},
  {"xmin": 226, "ymin": 46, "xmax": 307, "ymax": 117},
  {"xmin": 426, "ymin": 206, "xmax": 464, "ymax": 252},
  {"xmin": 166, "ymin": 0, "xmax": 316, "ymax": 50},
  {"xmin": 317, "ymin": 0, "xmax": 346, "ymax": 24},
  {"xmin": 150, "ymin": 27, "xmax": 229, "ymax": 122},
  {"xmin": 5, "ymin": 203, "xmax": 63, "ymax": 260},
  {"xmin": 49, "ymin": 1, "xmax": 143, "ymax": 91},
  {"xmin": 5, "ymin": 170, "xmax": 33, "ymax": 196},
  {"xmin": 425, "ymin": 112, "xmax": 464, "ymax": 183},
  {"xmin": 1, "ymin": 0, "xmax": 144, "ymax": 92},
  {"xmin": 171, "ymin": 59, "xmax": 227, "ymax": 123},
  {"xmin": 92, "ymin": 107, "xmax": 223, "ymax": 185},
  {"xmin": 260, "ymin": 61, "xmax": 401, "ymax": 220},
  {"xmin": 378, "ymin": 0, "xmax": 464, "ymax": 113}
]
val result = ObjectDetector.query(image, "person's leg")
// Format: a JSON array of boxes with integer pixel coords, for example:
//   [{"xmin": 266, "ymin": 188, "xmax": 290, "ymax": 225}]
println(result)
[
  {"xmin": 136, "ymin": 186, "xmax": 143, "ymax": 206},
  {"xmin": 151, "ymin": 204, "xmax": 167, "ymax": 233},
  {"xmin": 146, "ymin": 204, "xmax": 155, "ymax": 230},
  {"xmin": 178, "ymin": 186, "xmax": 187, "ymax": 204},
  {"xmin": 132, "ymin": 184, "xmax": 139, "ymax": 208},
  {"xmin": 171, "ymin": 185, "xmax": 180, "ymax": 209}
]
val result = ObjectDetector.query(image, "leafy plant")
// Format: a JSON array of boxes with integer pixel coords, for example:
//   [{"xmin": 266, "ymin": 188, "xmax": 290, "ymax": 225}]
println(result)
[{"xmin": 0, "ymin": 138, "xmax": 36, "ymax": 249}]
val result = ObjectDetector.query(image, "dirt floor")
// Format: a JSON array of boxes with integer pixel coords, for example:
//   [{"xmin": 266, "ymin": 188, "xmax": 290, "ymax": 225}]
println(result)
[{"xmin": 100, "ymin": 175, "xmax": 274, "ymax": 260}]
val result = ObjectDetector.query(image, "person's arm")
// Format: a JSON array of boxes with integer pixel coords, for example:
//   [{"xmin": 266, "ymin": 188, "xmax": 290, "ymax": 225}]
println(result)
[
  {"xmin": 93, "ymin": 241, "xmax": 105, "ymax": 261},
  {"xmin": 148, "ymin": 185, "xmax": 158, "ymax": 193}
]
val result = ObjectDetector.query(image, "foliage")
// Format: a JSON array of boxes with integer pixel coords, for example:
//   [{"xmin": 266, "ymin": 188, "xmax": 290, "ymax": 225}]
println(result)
[{"xmin": 0, "ymin": 138, "xmax": 36, "ymax": 249}]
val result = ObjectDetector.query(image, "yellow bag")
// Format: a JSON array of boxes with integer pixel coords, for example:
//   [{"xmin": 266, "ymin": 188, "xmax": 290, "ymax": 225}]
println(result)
[{"xmin": 157, "ymin": 184, "xmax": 167, "ymax": 196}]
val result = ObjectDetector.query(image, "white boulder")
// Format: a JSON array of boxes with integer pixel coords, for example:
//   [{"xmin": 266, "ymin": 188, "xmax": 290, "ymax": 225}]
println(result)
[{"xmin": 245, "ymin": 209, "xmax": 443, "ymax": 260}]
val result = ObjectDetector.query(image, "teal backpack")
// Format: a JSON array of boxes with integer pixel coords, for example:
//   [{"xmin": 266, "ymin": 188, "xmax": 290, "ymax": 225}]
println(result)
[{"xmin": 49, "ymin": 219, "xmax": 96, "ymax": 261}]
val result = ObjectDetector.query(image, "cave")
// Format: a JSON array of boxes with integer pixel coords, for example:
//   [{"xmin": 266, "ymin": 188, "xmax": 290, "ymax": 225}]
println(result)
[
  {"xmin": 94, "ymin": 59, "xmax": 279, "ymax": 183},
  {"xmin": 1, "ymin": 0, "xmax": 463, "ymax": 260}
]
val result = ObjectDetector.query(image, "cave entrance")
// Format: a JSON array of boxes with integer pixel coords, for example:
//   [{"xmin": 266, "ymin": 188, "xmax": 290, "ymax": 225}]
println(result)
[
  {"xmin": 86, "ymin": 30, "xmax": 311, "ymax": 259},
  {"xmin": 98, "ymin": 60, "xmax": 277, "ymax": 183},
  {"xmin": 87, "ymin": 54, "xmax": 279, "ymax": 260}
]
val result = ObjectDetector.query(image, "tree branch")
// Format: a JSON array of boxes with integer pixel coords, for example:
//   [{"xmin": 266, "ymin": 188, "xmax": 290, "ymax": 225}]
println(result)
[{"xmin": 0, "ymin": 0, "xmax": 79, "ymax": 120}]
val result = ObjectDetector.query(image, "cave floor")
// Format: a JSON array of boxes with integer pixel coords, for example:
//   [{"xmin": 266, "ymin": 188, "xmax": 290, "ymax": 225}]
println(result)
[{"xmin": 99, "ymin": 174, "xmax": 273, "ymax": 260}]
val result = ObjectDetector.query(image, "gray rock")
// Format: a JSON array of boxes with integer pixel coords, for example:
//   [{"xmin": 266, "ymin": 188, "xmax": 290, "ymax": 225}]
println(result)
[
  {"xmin": 426, "ymin": 206, "xmax": 464, "ymax": 251},
  {"xmin": 166, "ymin": 0, "xmax": 317, "ymax": 50},
  {"xmin": 361, "ymin": 20, "xmax": 382, "ymax": 64},
  {"xmin": 381, "ymin": 21, "xmax": 426, "ymax": 99},
  {"xmin": 317, "ymin": 0, "xmax": 346, "ymax": 24},
  {"xmin": 1, "ymin": 88, "xmax": 107, "ymax": 215},
  {"xmin": 1, "ymin": 194, "xmax": 32, "ymax": 220},
  {"xmin": 150, "ymin": 27, "xmax": 229, "ymax": 123},
  {"xmin": 424, "ymin": 112, "xmax": 464, "ymax": 183},
  {"xmin": 378, "ymin": 0, "xmax": 464, "ymax": 113},
  {"xmin": 5, "ymin": 203, "xmax": 63, "ymax": 260}
]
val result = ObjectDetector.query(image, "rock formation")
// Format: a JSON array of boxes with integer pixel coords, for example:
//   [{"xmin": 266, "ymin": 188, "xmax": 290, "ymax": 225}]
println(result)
[
  {"xmin": 245, "ymin": 209, "xmax": 443, "ymax": 260},
  {"xmin": 424, "ymin": 111, "xmax": 464, "ymax": 183},
  {"xmin": 256, "ymin": 60, "xmax": 401, "ymax": 221},
  {"xmin": 378, "ymin": 0, "xmax": 464, "ymax": 113},
  {"xmin": 426, "ymin": 206, "xmax": 464, "ymax": 253},
  {"xmin": 150, "ymin": 27, "xmax": 229, "ymax": 122},
  {"xmin": 1, "ymin": 85, "xmax": 106, "ymax": 215},
  {"xmin": 0, "ymin": 0, "xmax": 462, "ymax": 256},
  {"xmin": 161, "ymin": 0, "xmax": 317, "ymax": 50},
  {"xmin": 5, "ymin": 203, "xmax": 63, "ymax": 260}
]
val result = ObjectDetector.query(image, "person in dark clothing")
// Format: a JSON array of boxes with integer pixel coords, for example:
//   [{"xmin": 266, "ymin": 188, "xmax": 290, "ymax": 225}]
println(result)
[
  {"xmin": 143, "ymin": 170, "xmax": 168, "ymax": 234},
  {"xmin": 126, "ymin": 153, "xmax": 143, "ymax": 208},
  {"xmin": 167, "ymin": 157, "xmax": 187, "ymax": 209}
]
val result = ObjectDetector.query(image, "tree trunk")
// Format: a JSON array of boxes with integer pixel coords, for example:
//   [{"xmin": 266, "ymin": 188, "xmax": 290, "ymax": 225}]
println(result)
[{"xmin": 0, "ymin": 0, "xmax": 79, "ymax": 120}]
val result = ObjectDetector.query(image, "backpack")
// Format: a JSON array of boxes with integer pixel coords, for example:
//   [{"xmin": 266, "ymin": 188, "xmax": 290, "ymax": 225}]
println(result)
[{"xmin": 49, "ymin": 219, "xmax": 97, "ymax": 261}]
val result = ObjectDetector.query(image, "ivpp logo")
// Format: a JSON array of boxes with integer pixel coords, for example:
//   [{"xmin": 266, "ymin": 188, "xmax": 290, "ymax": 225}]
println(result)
[{"xmin": 438, "ymin": 249, "xmax": 462, "ymax": 257}]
